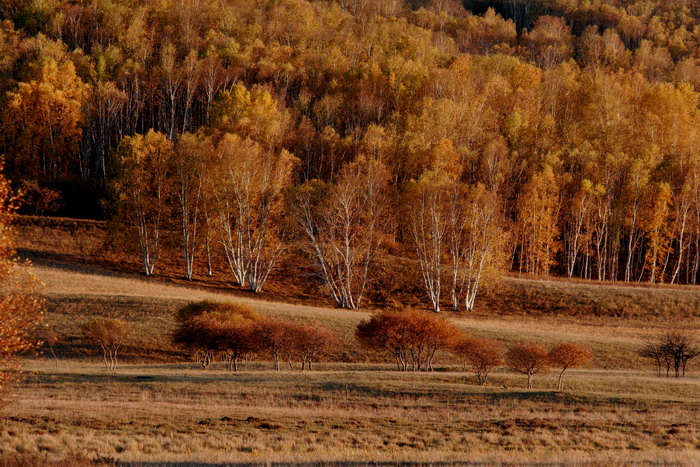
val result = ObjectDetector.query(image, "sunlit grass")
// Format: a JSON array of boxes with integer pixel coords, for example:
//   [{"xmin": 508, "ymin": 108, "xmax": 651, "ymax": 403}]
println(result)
[{"xmin": 2, "ymin": 360, "xmax": 699, "ymax": 463}]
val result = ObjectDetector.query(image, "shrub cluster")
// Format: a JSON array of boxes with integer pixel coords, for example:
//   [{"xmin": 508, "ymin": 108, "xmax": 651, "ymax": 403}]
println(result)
[
  {"xmin": 357, "ymin": 310, "xmax": 593, "ymax": 390},
  {"xmin": 172, "ymin": 301, "xmax": 339, "ymax": 371},
  {"xmin": 639, "ymin": 331, "xmax": 699, "ymax": 378},
  {"xmin": 82, "ymin": 303, "xmax": 700, "ymax": 391},
  {"xmin": 356, "ymin": 309, "xmax": 461, "ymax": 371}
]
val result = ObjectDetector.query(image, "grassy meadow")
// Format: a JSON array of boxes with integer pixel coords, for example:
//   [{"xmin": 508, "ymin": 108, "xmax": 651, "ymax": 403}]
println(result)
[{"xmin": 1, "ymin": 216, "xmax": 699, "ymax": 464}]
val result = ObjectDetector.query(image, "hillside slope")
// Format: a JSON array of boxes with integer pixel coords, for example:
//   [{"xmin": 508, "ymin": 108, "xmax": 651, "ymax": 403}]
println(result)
[
  {"xmin": 28, "ymin": 254, "xmax": 696, "ymax": 371},
  {"xmin": 17, "ymin": 215, "xmax": 700, "ymax": 320}
]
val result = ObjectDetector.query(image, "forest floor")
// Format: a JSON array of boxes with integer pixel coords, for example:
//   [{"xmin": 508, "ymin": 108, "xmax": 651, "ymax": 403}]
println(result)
[{"xmin": 1, "ymin": 216, "xmax": 700, "ymax": 464}]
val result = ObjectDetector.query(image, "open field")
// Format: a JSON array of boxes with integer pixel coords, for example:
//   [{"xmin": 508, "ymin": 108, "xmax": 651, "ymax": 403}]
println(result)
[
  {"xmin": 3, "ymin": 218, "xmax": 700, "ymax": 463},
  {"xmin": 2, "ymin": 360, "xmax": 700, "ymax": 464}
]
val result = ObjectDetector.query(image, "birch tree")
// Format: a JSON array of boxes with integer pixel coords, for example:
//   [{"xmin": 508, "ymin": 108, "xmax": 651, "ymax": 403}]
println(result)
[
  {"xmin": 172, "ymin": 132, "xmax": 211, "ymax": 280},
  {"xmin": 211, "ymin": 133, "xmax": 296, "ymax": 292},
  {"xmin": 516, "ymin": 165, "xmax": 561, "ymax": 275},
  {"xmin": 624, "ymin": 158, "xmax": 653, "ymax": 282},
  {"xmin": 449, "ymin": 184, "xmax": 507, "ymax": 311},
  {"xmin": 112, "ymin": 130, "xmax": 173, "ymax": 276},
  {"xmin": 564, "ymin": 180, "xmax": 597, "ymax": 278},
  {"xmin": 288, "ymin": 157, "xmax": 392, "ymax": 309},
  {"xmin": 404, "ymin": 170, "xmax": 453, "ymax": 312},
  {"xmin": 643, "ymin": 182, "xmax": 673, "ymax": 283}
]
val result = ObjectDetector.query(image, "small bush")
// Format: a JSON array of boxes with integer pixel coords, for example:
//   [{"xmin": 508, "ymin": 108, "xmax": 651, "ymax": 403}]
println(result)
[
  {"xmin": 452, "ymin": 336, "xmax": 504, "ymax": 385},
  {"xmin": 356, "ymin": 309, "xmax": 461, "ymax": 371},
  {"xmin": 639, "ymin": 330, "xmax": 699, "ymax": 378},
  {"xmin": 82, "ymin": 318, "xmax": 133, "ymax": 371},
  {"xmin": 548, "ymin": 342, "xmax": 592, "ymax": 390},
  {"xmin": 506, "ymin": 342, "xmax": 549, "ymax": 389},
  {"xmin": 173, "ymin": 301, "xmax": 260, "ymax": 370}
]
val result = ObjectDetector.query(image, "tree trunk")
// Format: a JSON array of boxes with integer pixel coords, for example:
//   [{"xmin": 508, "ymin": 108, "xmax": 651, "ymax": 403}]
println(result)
[
  {"xmin": 49, "ymin": 345, "xmax": 58, "ymax": 368},
  {"xmin": 557, "ymin": 369, "xmax": 565, "ymax": 390},
  {"xmin": 100, "ymin": 344, "xmax": 109, "ymax": 370}
]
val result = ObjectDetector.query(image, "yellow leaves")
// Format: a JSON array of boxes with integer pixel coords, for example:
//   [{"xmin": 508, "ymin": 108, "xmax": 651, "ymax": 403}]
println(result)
[
  {"xmin": 118, "ymin": 130, "xmax": 174, "ymax": 174},
  {"xmin": 509, "ymin": 61, "xmax": 542, "ymax": 91},
  {"xmin": 210, "ymin": 83, "xmax": 289, "ymax": 148},
  {"xmin": 644, "ymin": 182, "xmax": 673, "ymax": 283},
  {"xmin": 517, "ymin": 165, "xmax": 561, "ymax": 275},
  {"xmin": 1, "ymin": 57, "xmax": 89, "ymax": 179},
  {"xmin": 458, "ymin": 8, "xmax": 516, "ymax": 55},
  {"xmin": 426, "ymin": 139, "xmax": 461, "ymax": 177},
  {"xmin": 503, "ymin": 111, "xmax": 524, "ymax": 147},
  {"xmin": 111, "ymin": 130, "xmax": 174, "ymax": 271}
]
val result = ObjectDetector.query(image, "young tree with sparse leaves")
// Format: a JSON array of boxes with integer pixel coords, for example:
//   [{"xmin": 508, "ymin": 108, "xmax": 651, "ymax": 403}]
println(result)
[{"xmin": 82, "ymin": 318, "xmax": 133, "ymax": 371}]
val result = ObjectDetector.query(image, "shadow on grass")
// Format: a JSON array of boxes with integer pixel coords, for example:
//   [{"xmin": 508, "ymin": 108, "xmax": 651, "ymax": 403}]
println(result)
[{"xmin": 121, "ymin": 463, "xmax": 502, "ymax": 467}]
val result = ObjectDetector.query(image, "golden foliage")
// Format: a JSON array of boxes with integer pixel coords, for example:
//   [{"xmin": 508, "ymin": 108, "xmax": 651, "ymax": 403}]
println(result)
[
  {"xmin": 0, "ymin": 167, "xmax": 43, "ymax": 399},
  {"xmin": 1, "ymin": 58, "xmax": 89, "ymax": 179}
]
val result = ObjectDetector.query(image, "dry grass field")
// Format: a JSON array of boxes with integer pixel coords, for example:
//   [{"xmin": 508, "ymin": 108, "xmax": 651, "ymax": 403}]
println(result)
[
  {"xmin": 2, "ymin": 216, "xmax": 700, "ymax": 464},
  {"xmin": 3, "ymin": 359, "xmax": 700, "ymax": 465}
]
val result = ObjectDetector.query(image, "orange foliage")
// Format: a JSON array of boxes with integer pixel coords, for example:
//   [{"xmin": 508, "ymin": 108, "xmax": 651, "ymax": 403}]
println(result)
[
  {"xmin": 82, "ymin": 318, "xmax": 133, "ymax": 371},
  {"xmin": 0, "ymin": 168, "xmax": 43, "ymax": 400},
  {"xmin": 505, "ymin": 342, "xmax": 550, "ymax": 389},
  {"xmin": 356, "ymin": 309, "xmax": 461, "ymax": 371},
  {"xmin": 548, "ymin": 342, "xmax": 592, "ymax": 390},
  {"xmin": 452, "ymin": 336, "xmax": 504, "ymax": 385}
]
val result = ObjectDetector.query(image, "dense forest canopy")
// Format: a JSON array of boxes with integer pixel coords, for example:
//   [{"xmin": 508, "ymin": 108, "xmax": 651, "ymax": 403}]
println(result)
[{"xmin": 4, "ymin": 0, "xmax": 700, "ymax": 298}]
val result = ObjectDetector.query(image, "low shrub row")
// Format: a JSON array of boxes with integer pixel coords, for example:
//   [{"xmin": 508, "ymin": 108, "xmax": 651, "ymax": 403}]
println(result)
[
  {"xmin": 78, "ymin": 301, "xmax": 696, "ymax": 389},
  {"xmin": 356, "ymin": 308, "xmax": 592, "ymax": 389}
]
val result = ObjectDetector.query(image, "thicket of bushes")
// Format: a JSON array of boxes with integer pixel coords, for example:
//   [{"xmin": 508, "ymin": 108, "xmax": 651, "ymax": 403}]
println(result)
[
  {"xmin": 172, "ymin": 301, "xmax": 339, "ymax": 371},
  {"xmin": 356, "ymin": 308, "xmax": 593, "ymax": 389}
]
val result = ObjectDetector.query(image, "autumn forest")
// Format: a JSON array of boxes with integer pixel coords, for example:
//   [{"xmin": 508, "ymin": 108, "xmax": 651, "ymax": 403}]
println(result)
[{"xmin": 4, "ymin": 0, "xmax": 700, "ymax": 312}]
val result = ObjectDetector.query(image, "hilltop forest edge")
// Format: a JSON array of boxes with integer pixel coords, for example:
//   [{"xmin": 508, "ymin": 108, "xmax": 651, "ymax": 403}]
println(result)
[{"xmin": 4, "ymin": 0, "xmax": 700, "ymax": 311}]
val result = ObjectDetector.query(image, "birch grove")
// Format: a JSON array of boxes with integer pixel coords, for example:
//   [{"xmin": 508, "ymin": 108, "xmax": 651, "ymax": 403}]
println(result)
[
  {"xmin": 406, "ymin": 173, "xmax": 508, "ymax": 313},
  {"xmin": 27, "ymin": 0, "xmax": 700, "ymax": 310},
  {"xmin": 288, "ymin": 157, "xmax": 392, "ymax": 309},
  {"xmin": 211, "ymin": 134, "xmax": 296, "ymax": 292}
]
